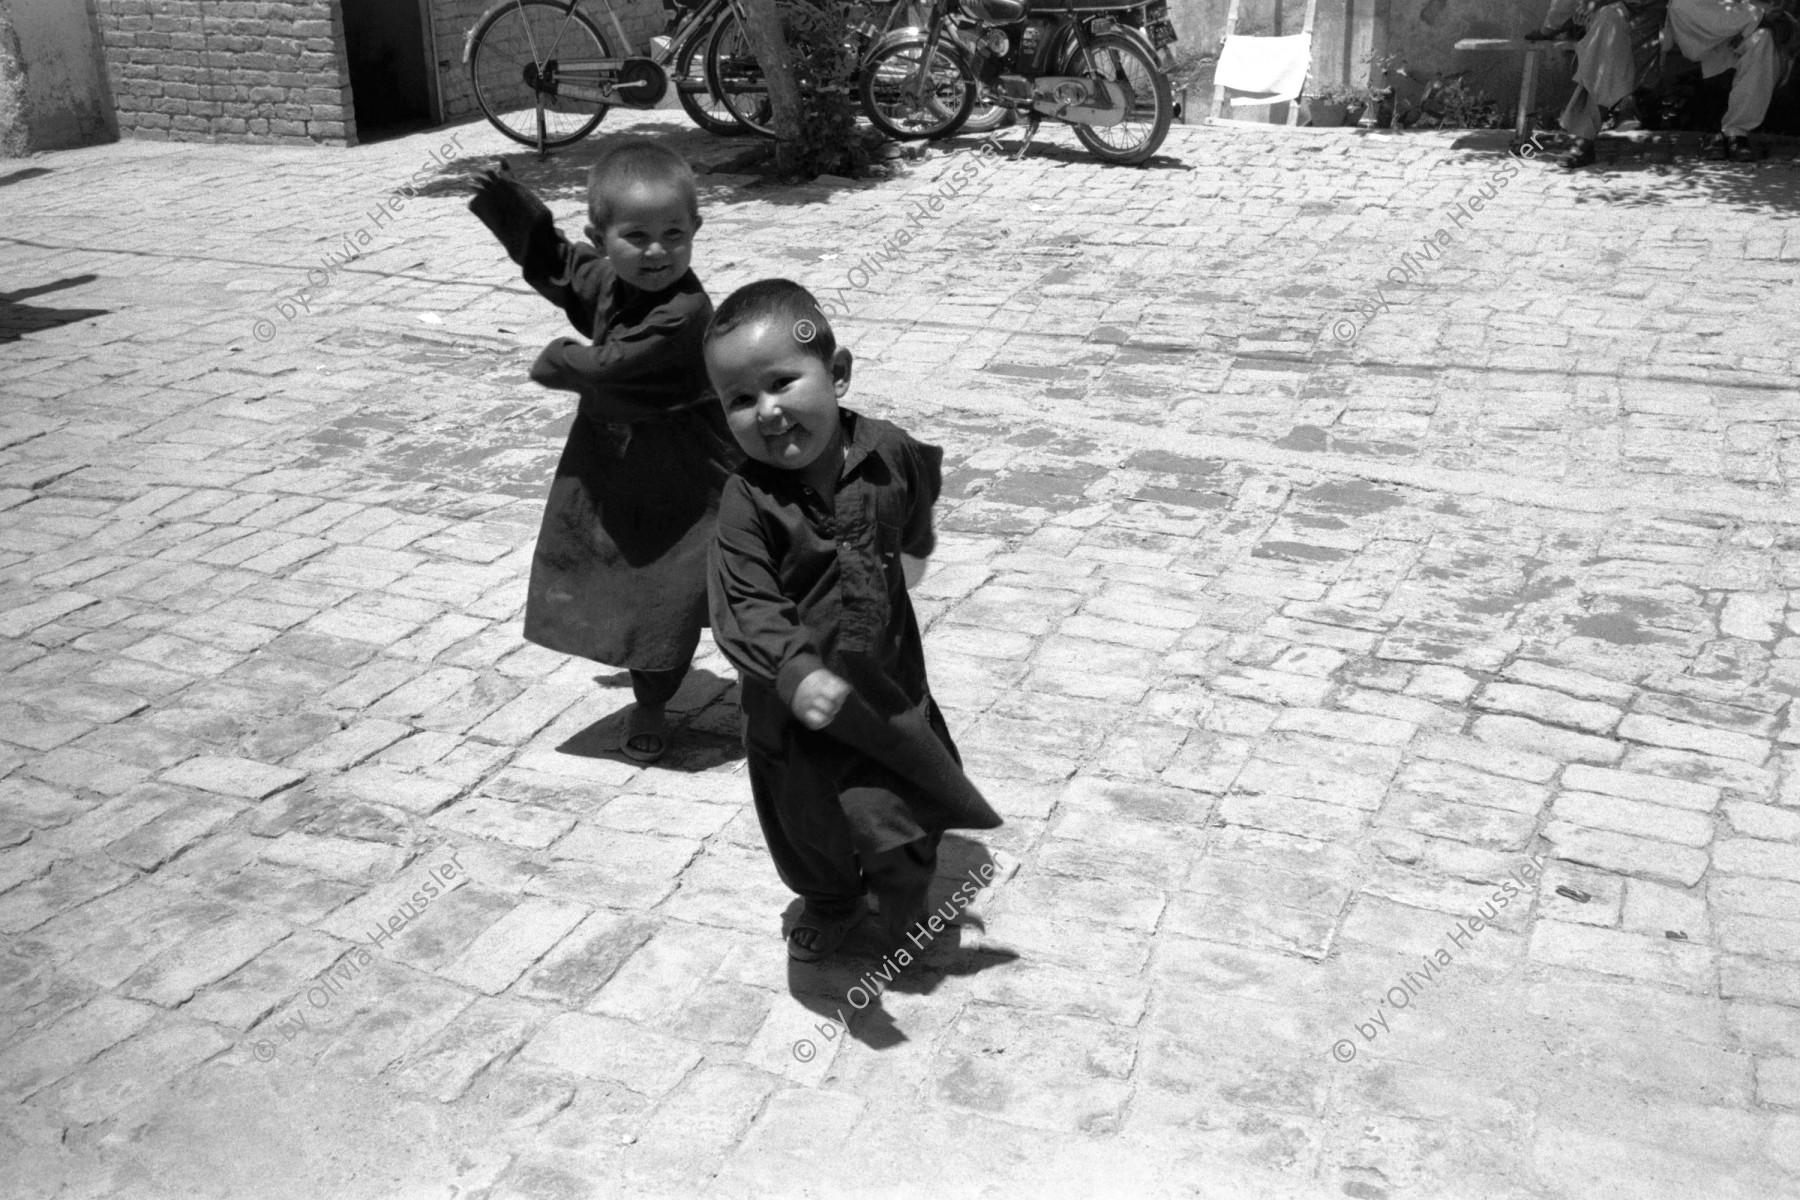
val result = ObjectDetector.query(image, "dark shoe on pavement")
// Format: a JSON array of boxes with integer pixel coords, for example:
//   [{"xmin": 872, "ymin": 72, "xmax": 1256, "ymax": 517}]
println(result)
[
  {"xmin": 1704, "ymin": 134, "xmax": 1731, "ymax": 161},
  {"xmin": 879, "ymin": 894, "xmax": 929, "ymax": 952},
  {"xmin": 621, "ymin": 703, "xmax": 669, "ymax": 764},
  {"xmin": 1525, "ymin": 19, "xmax": 1583, "ymax": 41},
  {"xmin": 1727, "ymin": 136, "xmax": 1763, "ymax": 162},
  {"xmin": 1559, "ymin": 139, "xmax": 1597, "ymax": 169}
]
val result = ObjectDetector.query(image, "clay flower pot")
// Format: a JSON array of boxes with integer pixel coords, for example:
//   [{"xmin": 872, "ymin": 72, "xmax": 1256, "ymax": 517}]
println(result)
[{"xmin": 1308, "ymin": 99, "xmax": 1350, "ymax": 127}]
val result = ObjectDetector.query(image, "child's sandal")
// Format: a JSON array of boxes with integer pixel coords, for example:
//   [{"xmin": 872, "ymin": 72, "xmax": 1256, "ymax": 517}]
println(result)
[
  {"xmin": 621, "ymin": 704, "xmax": 669, "ymax": 764},
  {"xmin": 787, "ymin": 907, "xmax": 864, "ymax": 963}
]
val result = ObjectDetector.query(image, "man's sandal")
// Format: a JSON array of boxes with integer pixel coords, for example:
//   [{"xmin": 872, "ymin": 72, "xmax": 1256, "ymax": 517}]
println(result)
[
  {"xmin": 1704, "ymin": 134, "xmax": 1736, "ymax": 162},
  {"xmin": 621, "ymin": 704, "xmax": 669, "ymax": 764},
  {"xmin": 787, "ymin": 908, "xmax": 864, "ymax": 963}
]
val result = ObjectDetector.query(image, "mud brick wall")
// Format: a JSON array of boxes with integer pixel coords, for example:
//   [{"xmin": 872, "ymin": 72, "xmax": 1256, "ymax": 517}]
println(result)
[
  {"xmin": 429, "ymin": 0, "xmax": 676, "ymax": 124},
  {"xmin": 92, "ymin": 0, "xmax": 354, "ymax": 145}
]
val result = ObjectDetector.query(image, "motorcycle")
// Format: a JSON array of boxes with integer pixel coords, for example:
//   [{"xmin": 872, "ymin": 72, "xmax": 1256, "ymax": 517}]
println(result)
[{"xmin": 859, "ymin": 0, "xmax": 1176, "ymax": 164}]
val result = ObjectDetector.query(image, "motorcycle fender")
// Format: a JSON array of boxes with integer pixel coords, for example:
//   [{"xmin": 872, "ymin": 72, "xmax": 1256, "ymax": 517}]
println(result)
[
  {"xmin": 864, "ymin": 27, "xmax": 975, "ymax": 75},
  {"xmin": 1080, "ymin": 23, "xmax": 1161, "ymax": 63},
  {"xmin": 1048, "ymin": 23, "xmax": 1162, "ymax": 76}
]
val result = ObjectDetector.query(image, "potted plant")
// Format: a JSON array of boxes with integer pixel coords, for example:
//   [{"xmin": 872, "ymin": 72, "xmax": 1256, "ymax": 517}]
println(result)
[
  {"xmin": 1360, "ymin": 52, "xmax": 1408, "ymax": 128},
  {"xmin": 1303, "ymin": 84, "xmax": 1357, "ymax": 127}
]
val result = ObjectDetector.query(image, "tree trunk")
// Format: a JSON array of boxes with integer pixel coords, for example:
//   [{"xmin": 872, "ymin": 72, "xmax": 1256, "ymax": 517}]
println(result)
[
  {"xmin": 0, "ymin": 16, "xmax": 30, "ymax": 158},
  {"xmin": 735, "ymin": 0, "xmax": 805, "ymax": 170}
]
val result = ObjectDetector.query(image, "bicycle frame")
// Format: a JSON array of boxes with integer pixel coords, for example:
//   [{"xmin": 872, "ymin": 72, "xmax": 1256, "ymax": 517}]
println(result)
[{"xmin": 463, "ymin": 0, "xmax": 735, "ymax": 97}]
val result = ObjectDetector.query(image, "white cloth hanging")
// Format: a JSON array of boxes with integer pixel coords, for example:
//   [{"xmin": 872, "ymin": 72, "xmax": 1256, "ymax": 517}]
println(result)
[{"xmin": 1215, "ymin": 33, "xmax": 1314, "ymax": 106}]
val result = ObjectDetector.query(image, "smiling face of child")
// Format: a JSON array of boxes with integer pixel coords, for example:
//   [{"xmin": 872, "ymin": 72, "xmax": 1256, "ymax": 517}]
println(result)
[
  {"xmin": 706, "ymin": 315, "xmax": 852, "ymax": 487},
  {"xmin": 589, "ymin": 179, "xmax": 699, "ymax": 292}
]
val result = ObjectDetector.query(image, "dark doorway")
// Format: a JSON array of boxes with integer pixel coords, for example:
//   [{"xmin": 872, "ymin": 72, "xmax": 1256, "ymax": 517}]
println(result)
[{"xmin": 342, "ymin": 0, "xmax": 436, "ymax": 141}]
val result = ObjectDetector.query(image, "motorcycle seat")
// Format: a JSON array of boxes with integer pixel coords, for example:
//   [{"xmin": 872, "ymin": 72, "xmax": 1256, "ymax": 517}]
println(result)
[{"xmin": 961, "ymin": 0, "xmax": 1029, "ymax": 23}]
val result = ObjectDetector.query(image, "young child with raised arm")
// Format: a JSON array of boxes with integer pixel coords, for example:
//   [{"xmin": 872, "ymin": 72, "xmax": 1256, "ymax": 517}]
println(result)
[
  {"xmin": 469, "ymin": 138, "xmax": 737, "ymax": 763},
  {"xmin": 703, "ymin": 279, "xmax": 1000, "ymax": 963}
]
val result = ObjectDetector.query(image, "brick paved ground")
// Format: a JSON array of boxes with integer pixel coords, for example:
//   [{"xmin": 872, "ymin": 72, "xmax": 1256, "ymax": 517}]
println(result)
[{"xmin": 3, "ymin": 109, "xmax": 1800, "ymax": 1199}]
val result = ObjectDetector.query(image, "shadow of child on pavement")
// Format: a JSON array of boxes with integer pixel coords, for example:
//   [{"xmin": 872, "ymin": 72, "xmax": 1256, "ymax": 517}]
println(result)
[
  {"xmin": 1, "ymin": 274, "xmax": 109, "ymax": 345},
  {"xmin": 782, "ymin": 832, "xmax": 1019, "ymax": 1052}
]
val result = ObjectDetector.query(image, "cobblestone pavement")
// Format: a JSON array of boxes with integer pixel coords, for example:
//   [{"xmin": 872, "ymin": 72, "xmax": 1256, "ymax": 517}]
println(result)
[{"xmin": 3, "ymin": 109, "xmax": 1800, "ymax": 1199}]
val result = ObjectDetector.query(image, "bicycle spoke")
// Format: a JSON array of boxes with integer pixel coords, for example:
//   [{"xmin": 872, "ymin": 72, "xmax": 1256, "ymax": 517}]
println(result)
[
  {"xmin": 518, "ymin": 0, "xmax": 544, "ymax": 64},
  {"xmin": 471, "ymin": 0, "xmax": 611, "ymax": 149}
]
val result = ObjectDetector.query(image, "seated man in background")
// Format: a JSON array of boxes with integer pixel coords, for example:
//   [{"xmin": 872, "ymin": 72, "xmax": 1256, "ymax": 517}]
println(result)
[
  {"xmin": 1663, "ymin": 0, "xmax": 1795, "ymax": 161},
  {"xmin": 1547, "ymin": 1, "xmax": 1671, "ymax": 168},
  {"xmin": 1547, "ymin": 0, "xmax": 1795, "ymax": 167}
]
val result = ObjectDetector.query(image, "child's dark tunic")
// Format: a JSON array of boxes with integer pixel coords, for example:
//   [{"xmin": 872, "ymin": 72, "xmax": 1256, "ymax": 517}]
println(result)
[
  {"xmin": 709, "ymin": 410, "xmax": 984, "ymax": 908},
  {"xmin": 519, "ymin": 231, "xmax": 737, "ymax": 671}
]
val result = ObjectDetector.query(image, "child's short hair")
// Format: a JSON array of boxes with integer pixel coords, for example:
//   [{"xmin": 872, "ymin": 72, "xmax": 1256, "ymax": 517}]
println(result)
[
  {"xmin": 586, "ymin": 136, "xmax": 700, "ymax": 230},
  {"xmin": 706, "ymin": 279, "xmax": 836, "ymax": 366}
]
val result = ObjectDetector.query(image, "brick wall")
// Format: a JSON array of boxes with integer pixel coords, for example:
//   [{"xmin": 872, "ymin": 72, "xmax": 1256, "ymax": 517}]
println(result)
[
  {"xmin": 86, "ymin": 0, "xmax": 685, "ymax": 147},
  {"xmin": 92, "ymin": 0, "xmax": 354, "ymax": 144},
  {"xmin": 430, "ymin": 0, "xmax": 675, "ymax": 124}
]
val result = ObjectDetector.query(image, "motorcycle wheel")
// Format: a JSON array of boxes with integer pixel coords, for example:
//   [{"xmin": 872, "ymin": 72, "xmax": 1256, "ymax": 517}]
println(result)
[
  {"xmin": 675, "ymin": 11, "xmax": 744, "ymax": 136},
  {"xmin": 1061, "ymin": 31, "xmax": 1171, "ymax": 165},
  {"xmin": 858, "ymin": 36, "xmax": 977, "ymax": 140}
]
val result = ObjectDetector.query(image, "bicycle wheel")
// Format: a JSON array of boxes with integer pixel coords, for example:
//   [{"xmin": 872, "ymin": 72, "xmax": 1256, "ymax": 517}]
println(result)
[
  {"xmin": 705, "ymin": 12, "xmax": 775, "ymax": 138},
  {"xmin": 858, "ymin": 35, "xmax": 975, "ymax": 140},
  {"xmin": 1061, "ymin": 32, "xmax": 1171, "ymax": 165},
  {"xmin": 674, "ymin": 9, "xmax": 744, "ymax": 135},
  {"xmin": 469, "ymin": 0, "xmax": 612, "ymax": 148}
]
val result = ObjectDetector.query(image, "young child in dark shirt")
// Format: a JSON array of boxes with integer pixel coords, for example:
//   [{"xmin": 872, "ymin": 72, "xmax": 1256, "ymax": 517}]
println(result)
[
  {"xmin": 470, "ymin": 138, "xmax": 737, "ymax": 763},
  {"xmin": 704, "ymin": 279, "xmax": 999, "ymax": 963}
]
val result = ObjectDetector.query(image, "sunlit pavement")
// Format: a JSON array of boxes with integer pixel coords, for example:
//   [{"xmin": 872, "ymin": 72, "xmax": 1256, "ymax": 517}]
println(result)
[{"xmin": 2, "ymin": 110, "xmax": 1799, "ymax": 1198}]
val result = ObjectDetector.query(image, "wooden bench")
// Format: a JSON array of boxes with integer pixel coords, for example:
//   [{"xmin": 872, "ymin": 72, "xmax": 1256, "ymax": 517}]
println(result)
[{"xmin": 1453, "ymin": 37, "xmax": 1579, "ymax": 143}]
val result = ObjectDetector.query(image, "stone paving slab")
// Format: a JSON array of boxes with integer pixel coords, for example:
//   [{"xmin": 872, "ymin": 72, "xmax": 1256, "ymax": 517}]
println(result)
[{"xmin": 2, "ymin": 108, "xmax": 1800, "ymax": 1198}]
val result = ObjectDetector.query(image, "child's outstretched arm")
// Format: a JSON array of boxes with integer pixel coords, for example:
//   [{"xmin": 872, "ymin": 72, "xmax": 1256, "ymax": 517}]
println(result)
[{"xmin": 468, "ymin": 160, "xmax": 601, "ymax": 337}]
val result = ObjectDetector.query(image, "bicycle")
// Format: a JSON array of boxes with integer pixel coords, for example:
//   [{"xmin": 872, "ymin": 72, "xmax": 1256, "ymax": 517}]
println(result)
[
  {"xmin": 862, "ymin": 0, "xmax": 1175, "ymax": 163},
  {"xmin": 464, "ymin": 0, "xmax": 747, "ymax": 153},
  {"xmin": 703, "ymin": 0, "xmax": 919, "ymax": 137},
  {"xmin": 702, "ymin": 0, "xmax": 1006, "ymax": 138}
]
